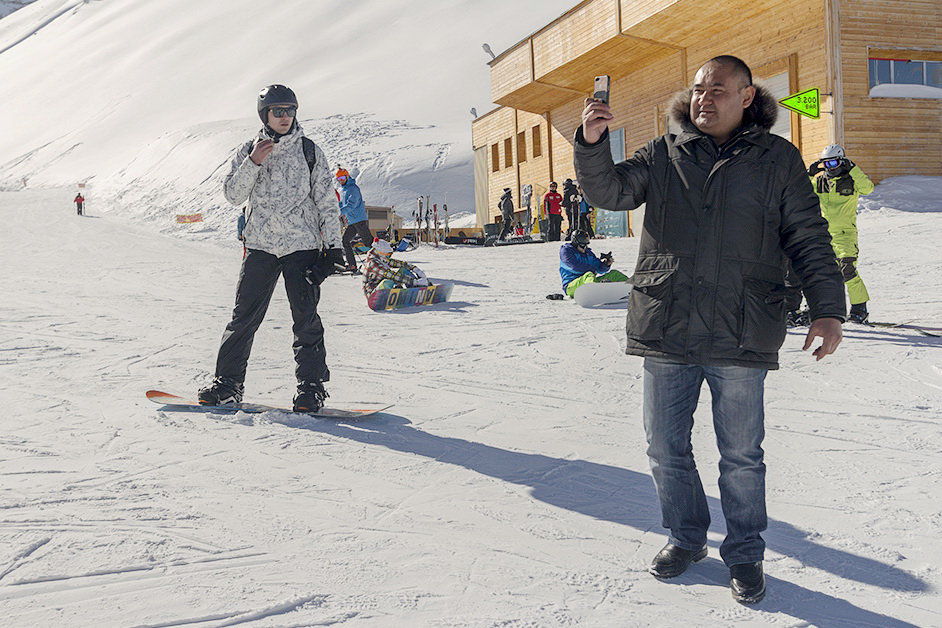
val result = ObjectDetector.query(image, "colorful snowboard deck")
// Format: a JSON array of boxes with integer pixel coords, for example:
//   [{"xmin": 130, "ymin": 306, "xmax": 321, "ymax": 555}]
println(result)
[{"xmin": 367, "ymin": 282, "xmax": 454, "ymax": 311}]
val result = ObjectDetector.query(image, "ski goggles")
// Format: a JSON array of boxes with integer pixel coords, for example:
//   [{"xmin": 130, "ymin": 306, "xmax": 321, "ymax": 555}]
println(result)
[
  {"xmin": 823, "ymin": 158, "xmax": 842, "ymax": 169},
  {"xmin": 269, "ymin": 106, "xmax": 297, "ymax": 118}
]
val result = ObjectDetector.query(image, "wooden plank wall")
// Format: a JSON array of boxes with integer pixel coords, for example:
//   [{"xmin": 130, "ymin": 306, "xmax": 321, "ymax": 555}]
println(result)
[
  {"xmin": 532, "ymin": 0, "xmax": 618, "ymax": 80},
  {"xmin": 490, "ymin": 44, "xmax": 533, "ymax": 105},
  {"xmin": 471, "ymin": 108, "xmax": 553, "ymax": 222},
  {"xmin": 840, "ymin": 0, "xmax": 942, "ymax": 181}
]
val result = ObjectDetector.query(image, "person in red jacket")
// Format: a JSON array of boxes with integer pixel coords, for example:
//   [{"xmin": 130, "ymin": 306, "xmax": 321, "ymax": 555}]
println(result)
[
  {"xmin": 542, "ymin": 181, "xmax": 563, "ymax": 241},
  {"xmin": 74, "ymin": 193, "xmax": 85, "ymax": 216}
]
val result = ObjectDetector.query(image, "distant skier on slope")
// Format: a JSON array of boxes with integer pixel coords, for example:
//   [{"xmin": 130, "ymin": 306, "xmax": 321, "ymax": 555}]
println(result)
[
  {"xmin": 362, "ymin": 238, "xmax": 430, "ymax": 298},
  {"xmin": 559, "ymin": 230, "xmax": 627, "ymax": 298}
]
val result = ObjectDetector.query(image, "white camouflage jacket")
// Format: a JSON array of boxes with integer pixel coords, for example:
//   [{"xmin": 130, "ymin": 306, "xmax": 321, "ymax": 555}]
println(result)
[{"xmin": 223, "ymin": 125, "xmax": 341, "ymax": 257}]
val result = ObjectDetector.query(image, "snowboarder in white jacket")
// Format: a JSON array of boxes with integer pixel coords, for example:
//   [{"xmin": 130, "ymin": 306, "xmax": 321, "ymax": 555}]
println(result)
[{"xmin": 199, "ymin": 84, "xmax": 343, "ymax": 413}]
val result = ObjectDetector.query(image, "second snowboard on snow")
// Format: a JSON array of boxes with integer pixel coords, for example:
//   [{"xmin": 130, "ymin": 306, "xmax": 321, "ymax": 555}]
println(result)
[
  {"xmin": 368, "ymin": 282, "xmax": 454, "ymax": 311},
  {"xmin": 573, "ymin": 281, "xmax": 632, "ymax": 308}
]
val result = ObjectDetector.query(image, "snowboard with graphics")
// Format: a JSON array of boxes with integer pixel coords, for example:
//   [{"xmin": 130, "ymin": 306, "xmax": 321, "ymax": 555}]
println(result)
[{"xmin": 367, "ymin": 282, "xmax": 454, "ymax": 311}]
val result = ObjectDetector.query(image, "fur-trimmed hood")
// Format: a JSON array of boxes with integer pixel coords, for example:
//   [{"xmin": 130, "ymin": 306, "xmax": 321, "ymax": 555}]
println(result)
[{"xmin": 668, "ymin": 83, "xmax": 778, "ymax": 133}]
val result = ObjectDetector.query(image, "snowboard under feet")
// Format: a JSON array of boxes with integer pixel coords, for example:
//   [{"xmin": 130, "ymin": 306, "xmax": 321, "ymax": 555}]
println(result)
[{"xmin": 146, "ymin": 390, "xmax": 391, "ymax": 419}]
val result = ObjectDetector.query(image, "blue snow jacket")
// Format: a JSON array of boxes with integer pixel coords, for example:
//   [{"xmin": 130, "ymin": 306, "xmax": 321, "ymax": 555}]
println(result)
[
  {"xmin": 338, "ymin": 177, "xmax": 367, "ymax": 224},
  {"xmin": 559, "ymin": 242, "xmax": 609, "ymax": 289}
]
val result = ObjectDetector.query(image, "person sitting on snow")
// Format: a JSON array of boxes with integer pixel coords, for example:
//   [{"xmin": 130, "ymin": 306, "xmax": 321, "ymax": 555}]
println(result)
[
  {"xmin": 559, "ymin": 230, "xmax": 627, "ymax": 298},
  {"xmin": 362, "ymin": 238, "xmax": 430, "ymax": 298}
]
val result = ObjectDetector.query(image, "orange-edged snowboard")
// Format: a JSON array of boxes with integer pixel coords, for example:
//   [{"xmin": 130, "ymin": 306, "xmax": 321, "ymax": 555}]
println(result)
[{"xmin": 146, "ymin": 390, "xmax": 391, "ymax": 419}]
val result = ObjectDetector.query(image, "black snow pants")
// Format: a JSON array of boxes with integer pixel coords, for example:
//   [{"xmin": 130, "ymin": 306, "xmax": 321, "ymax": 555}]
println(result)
[
  {"xmin": 342, "ymin": 220, "xmax": 374, "ymax": 267},
  {"xmin": 214, "ymin": 248, "xmax": 328, "ymax": 386}
]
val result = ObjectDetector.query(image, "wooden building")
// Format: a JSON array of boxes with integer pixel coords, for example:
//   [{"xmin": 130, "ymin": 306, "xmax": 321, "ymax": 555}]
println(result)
[
  {"xmin": 471, "ymin": 0, "xmax": 941, "ymax": 231},
  {"xmin": 366, "ymin": 205, "xmax": 403, "ymax": 238}
]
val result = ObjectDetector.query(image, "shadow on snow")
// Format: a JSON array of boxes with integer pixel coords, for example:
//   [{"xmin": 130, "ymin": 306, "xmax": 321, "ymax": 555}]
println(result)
[{"xmin": 265, "ymin": 411, "xmax": 926, "ymax": 626}]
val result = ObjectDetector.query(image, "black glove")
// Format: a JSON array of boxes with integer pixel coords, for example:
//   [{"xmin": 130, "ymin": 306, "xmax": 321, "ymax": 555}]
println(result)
[
  {"xmin": 842, "ymin": 158, "xmax": 856, "ymax": 170},
  {"xmin": 807, "ymin": 160, "xmax": 824, "ymax": 177},
  {"xmin": 325, "ymin": 247, "xmax": 346, "ymax": 271},
  {"xmin": 599, "ymin": 251, "xmax": 613, "ymax": 266},
  {"xmin": 304, "ymin": 248, "xmax": 344, "ymax": 286}
]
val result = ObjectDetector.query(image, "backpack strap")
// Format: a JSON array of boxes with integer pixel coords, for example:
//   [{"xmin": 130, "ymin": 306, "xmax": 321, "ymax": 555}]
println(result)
[{"xmin": 302, "ymin": 137, "xmax": 317, "ymax": 172}]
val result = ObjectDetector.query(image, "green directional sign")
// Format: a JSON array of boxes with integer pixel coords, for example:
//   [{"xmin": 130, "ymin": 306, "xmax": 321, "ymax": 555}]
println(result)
[{"xmin": 778, "ymin": 87, "xmax": 820, "ymax": 119}]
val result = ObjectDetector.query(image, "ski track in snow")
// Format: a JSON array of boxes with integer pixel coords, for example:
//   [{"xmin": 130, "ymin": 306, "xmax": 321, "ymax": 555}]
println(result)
[{"xmin": 0, "ymin": 187, "xmax": 940, "ymax": 626}]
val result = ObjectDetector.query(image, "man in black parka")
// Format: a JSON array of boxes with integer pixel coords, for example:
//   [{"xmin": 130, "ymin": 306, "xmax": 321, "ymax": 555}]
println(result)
[{"xmin": 574, "ymin": 55, "xmax": 845, "ymax": 605}]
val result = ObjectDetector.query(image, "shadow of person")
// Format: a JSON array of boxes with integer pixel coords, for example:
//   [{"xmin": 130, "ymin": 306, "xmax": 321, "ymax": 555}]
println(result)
[
  {"xmin": 666, "ymin": 558, "xmax": 919, "ymax": 627},
  {"xmin": 266, "ymin": 411, "xmax": 927, "ymax": 622}
]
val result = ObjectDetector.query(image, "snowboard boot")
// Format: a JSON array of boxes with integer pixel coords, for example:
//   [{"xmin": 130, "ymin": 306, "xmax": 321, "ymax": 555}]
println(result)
[
  {"xmin": 849, "ymin": 302, "xmax": 869, "ymax": 324},
  {"xmin": 785, "ymin": 309, "xmax": 810, "ymax": 327},
  {"xmin": 293, "ymin": 381, "xmax": 329, "ymax": 413},
  {"xmin": 649, "ymin": 543, "xmax": 708, "ymax": 578},
  {"xmin": 198, "ymin": 376, "xmax": 244, "ymax": 406},
  {"xmin": 730, "ymin": 561, "xmax": 766, "ymax": 604}
]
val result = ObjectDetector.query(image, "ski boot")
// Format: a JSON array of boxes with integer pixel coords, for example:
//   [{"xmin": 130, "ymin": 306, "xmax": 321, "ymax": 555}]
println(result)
[
  {"xmin": 198, "ymin": 376, "xmax": 244, "ymax": 405},
  {"xmin": 293, "ymin": 381, "xmax": 329, "ymax": 413},
  {"xmin": 786, "ymin": 309, "xmax": 810, "ymax": 327},
  {"xmin": 849, "ymin": 302, "xmax": 869, "ymax": 324}
]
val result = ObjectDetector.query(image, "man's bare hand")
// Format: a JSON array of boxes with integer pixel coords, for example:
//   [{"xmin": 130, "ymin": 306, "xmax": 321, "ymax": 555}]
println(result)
[
  {"xmin": 802, "ymin": 317, "xmax": 843, "ymax": 361},
  {"xmin": 581, "ymin": 97, "xmax": 613, "ymax": 145},
  {"xmin": 250, "ymin": 139, "xmax": 275, "ymax": 165}
]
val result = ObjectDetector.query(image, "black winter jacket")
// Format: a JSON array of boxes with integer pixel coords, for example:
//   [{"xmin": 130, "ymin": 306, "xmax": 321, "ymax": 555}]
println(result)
[
  {"xmin": 499, "ymin": 190, "xmax": 514, "ymax": 217},
  {"xmin": 573, "ymin": 85, "xmax": 846, "ymax": 369}
]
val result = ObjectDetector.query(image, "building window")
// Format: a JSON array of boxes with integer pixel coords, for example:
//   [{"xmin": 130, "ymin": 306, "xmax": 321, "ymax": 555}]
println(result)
[
  {"xmin": 491, "ymin": 144, "xmax": 499, "ymax": 172},
  {"xmin": 504, "ymin": 137, "xmax": 513, "ymax": 168},
  {"xmin": 516, "ymin": 131, "xmax": 527, "ymax": 163},
  {"xmin": 762, "ymin": 71, "xmax": 792, "ymax": 141},
  {"xmin": 869, "ymin": 51, "xmax": 942, "ymax": 99},
  {"xmin": 532, "ymin": 126, "xmax": 542, "ymax": 158}
]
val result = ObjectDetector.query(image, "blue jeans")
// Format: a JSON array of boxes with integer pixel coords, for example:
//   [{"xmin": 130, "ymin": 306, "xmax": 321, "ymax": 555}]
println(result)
[{"xmin": 643, "ymin": 357, "xmax": 768, "ymax": 566}]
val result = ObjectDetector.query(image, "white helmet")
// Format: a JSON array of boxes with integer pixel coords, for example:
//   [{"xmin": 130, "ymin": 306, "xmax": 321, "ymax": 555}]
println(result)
[
  {"xmin": 820, "ymin": 144, "xmax": 845, "ymax": 160},
  {"xmin": 371, "ymin": 238, "xmax": 393, "ymax": 255}
]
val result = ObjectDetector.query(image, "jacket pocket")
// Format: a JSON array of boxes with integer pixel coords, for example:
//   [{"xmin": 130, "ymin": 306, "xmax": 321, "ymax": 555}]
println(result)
[
  {"xmin": 626, "ymin": 268, "xmax": 676, "ymax": 341},
  {"xmin": 739, "ymin": 278, "xmax": 787, "ymax": 352}
]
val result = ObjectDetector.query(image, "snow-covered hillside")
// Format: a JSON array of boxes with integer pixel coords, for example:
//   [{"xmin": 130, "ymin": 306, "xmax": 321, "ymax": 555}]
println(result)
[
  {"xmin": 0, "ymin": 177, "xmax": 940, "ymax": 626},
  {"xmin": 0, "ymin": 0, "xmax": 575, "ymax": 221}
]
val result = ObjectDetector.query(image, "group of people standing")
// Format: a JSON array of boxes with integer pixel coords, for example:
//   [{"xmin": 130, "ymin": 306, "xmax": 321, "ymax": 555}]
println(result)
[
  {"xmin": 539, "ymin": 178, "xmax": 593, "ymax": 241},
  {"xmin": 497, "ymin": 178, "xmax": 594, "ymax": 242},
  {"xmin": 195, "ymin": 52, "xmax": 876, "ymax": 607}
]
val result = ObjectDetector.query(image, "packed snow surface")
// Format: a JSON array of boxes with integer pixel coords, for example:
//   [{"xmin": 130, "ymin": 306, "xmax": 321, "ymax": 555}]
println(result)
[{"xmin": 0, "ymin": 177, "xmax": 940, "ymax": 626}]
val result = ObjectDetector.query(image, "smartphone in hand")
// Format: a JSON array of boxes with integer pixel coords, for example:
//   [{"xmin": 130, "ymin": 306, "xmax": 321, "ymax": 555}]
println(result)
[{"xmin": 593, "ymin": 75, "xmax": 611, "ymax": 104}]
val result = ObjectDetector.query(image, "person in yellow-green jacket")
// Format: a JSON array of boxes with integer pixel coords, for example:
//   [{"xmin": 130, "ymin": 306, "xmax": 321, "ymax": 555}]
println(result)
[{"xmin": 786, "ymin": 144, "xmax": 874, "ymax": 324}]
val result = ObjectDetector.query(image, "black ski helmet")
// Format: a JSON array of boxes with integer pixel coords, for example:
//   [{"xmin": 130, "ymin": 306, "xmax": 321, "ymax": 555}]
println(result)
[
  {"xmin": 571, "ymin": 230, "xmax": 591, "ymax": 247},
  {"xmin": 257, "ymin": 84, "xmax": 298, "ymax": 123}
]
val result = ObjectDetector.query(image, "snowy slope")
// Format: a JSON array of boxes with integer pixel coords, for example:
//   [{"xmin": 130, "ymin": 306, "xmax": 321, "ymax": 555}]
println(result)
[
  {"xmin": 0, "ymin": 178, "xmax": 940, "ymax": 626},
  {"xmin": 0, "ymin": 0, "xmax": 575, "ymax": 218}
]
